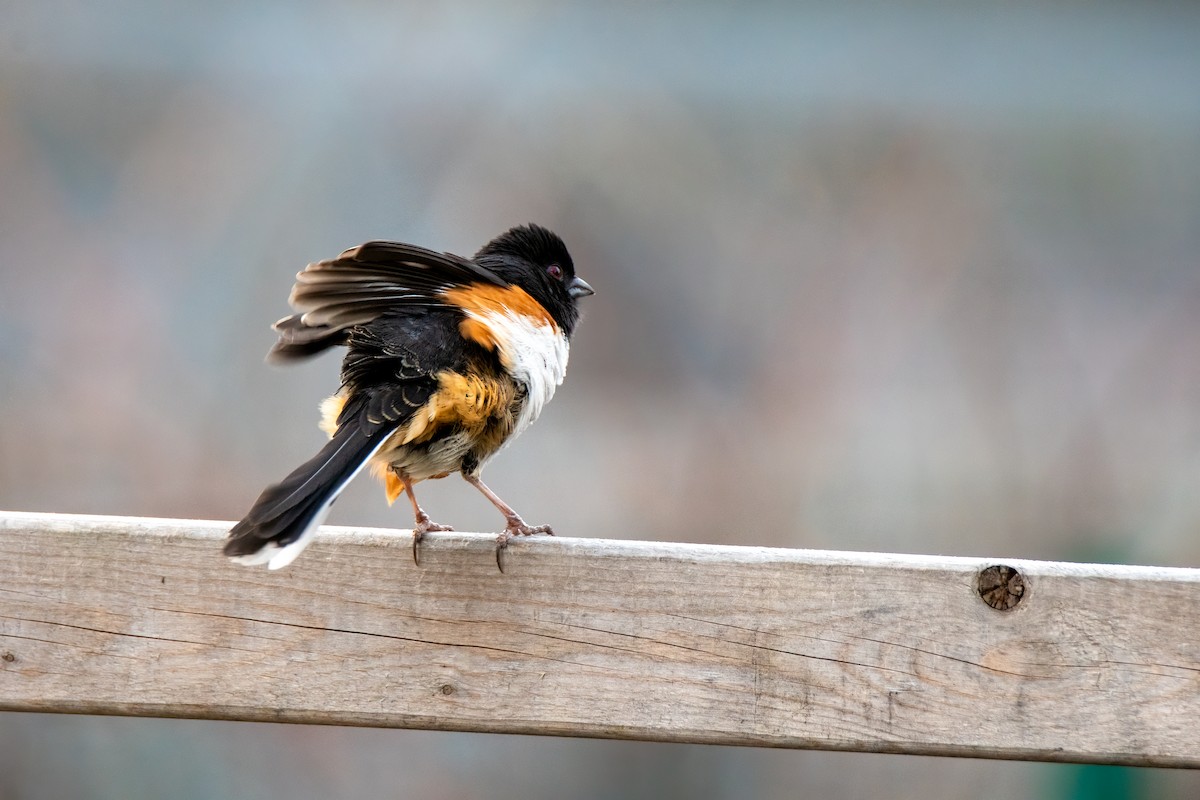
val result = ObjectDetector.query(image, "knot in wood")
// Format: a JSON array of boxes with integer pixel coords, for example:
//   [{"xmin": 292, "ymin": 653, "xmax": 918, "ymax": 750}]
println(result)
[{"xmin": 977, "ymin": 564, "xmax": 1026, "ymax": 611}]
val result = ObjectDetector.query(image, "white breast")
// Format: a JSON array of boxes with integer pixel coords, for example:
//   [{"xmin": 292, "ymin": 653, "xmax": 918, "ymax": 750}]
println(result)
[{"xmin": 471, "ymin": 307, "xmax": 570, "ymax": 438}]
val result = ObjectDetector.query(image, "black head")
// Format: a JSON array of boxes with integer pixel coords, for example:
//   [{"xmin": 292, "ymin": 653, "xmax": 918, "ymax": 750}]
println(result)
[{"xmin": 473, "ymin": 224, "xmax": 594, "ymax": 336}]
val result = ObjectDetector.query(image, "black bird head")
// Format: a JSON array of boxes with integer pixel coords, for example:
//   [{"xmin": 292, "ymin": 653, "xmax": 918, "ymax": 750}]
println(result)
[{"xmin": 473, "ymin": 224, "xmax": 594, "ymax": 336}]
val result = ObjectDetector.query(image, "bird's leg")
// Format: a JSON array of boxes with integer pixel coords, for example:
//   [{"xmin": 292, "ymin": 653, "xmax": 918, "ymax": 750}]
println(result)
[
  {"xmin": 461, "ymin": 473, "xmax": 552, "ymax": 572},
  {"xmin": 397, "ymin": 469, "xmax": 452, "ymax": 566}
]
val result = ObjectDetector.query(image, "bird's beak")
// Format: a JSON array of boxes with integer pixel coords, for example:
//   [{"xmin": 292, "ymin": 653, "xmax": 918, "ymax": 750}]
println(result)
[{"xmin": 568, "ymin": 276, "xmax": 595, "ymax": 299}]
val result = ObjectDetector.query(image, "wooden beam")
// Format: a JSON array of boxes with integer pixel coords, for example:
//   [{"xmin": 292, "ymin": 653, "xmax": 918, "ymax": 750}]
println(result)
[{"xmin": 1, "ymin": 510, "xmax": 1198, "ymax": 766}]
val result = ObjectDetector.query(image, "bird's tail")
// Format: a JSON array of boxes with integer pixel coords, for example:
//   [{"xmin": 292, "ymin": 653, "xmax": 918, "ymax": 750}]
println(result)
[{"xmin": 225, "ymin": 415, "xmax": 391, "ymax": 570}]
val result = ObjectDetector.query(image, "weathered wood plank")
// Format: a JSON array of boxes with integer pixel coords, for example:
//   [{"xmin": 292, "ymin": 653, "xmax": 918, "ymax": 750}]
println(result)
[{"xmin": 1, "ymin": 510, "xmax": 1198, "ymax": 766}]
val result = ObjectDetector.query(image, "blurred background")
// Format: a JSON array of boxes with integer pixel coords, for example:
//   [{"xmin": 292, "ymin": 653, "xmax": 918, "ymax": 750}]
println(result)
[{"xmin": 2, "ymin": 1, "xmax": 1199, "ymax": 797}]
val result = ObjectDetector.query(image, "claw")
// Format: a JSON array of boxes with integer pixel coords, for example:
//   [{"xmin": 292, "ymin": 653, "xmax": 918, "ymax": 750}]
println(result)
[
  {"xmin": 411, "ymin": 519, "xmax": 453, "ymax": 567},
  {"xmin": 493, "ymin": 521, "xmax": 554, "ymax": 573}
]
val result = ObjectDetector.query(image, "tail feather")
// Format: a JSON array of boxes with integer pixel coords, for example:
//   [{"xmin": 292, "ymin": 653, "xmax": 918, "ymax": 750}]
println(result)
[{"xmin": 225, "ymin": 418, "xmax": 392, "ymax": 569}]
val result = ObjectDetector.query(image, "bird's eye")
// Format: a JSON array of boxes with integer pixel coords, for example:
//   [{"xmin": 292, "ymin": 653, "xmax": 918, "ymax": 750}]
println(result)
[{"xmin": 547, "ymin": 264, "xmax": 564, "ymax": 281}]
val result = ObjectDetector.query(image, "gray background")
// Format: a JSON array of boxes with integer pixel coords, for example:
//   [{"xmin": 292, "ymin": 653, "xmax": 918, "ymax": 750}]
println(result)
[{"xmin": 2, "ymin": 1, "xmax": 1198, "ymax": 798}]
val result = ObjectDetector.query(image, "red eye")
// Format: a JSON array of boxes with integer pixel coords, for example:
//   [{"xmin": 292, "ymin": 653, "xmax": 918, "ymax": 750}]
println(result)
[{"xmin": 547, "ymin": 264, "xmax": 564, "ymax": 280}]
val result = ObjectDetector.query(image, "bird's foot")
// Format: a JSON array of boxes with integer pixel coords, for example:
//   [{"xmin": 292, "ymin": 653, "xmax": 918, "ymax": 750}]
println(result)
[
  {"xmin": 411, "ymin": 517, "xmax": 454, "ymax": 566},
  {"xmin": 494, "ymin": 520, "xmax": 554, "ymax": 573}
]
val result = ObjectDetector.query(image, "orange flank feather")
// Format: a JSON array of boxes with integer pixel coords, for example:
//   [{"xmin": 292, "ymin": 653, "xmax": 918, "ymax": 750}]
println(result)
[
  {"xmin": 458, "ymin": 317, "xmax": 499, "ymax": 351},
  {"xmin": 442, "ymin": 283, "xmax": 557, "ymax": 350},
  {"xmin": 398, "ymin": 371, "xmax": 514, "ymax": 445},
  {"xmin": 315, "ymin": 371, "xmax": 516, "ymax": 505},
  {"xmin": 320, "ymin": 370, "xmax": 515, "ymax": 506}
]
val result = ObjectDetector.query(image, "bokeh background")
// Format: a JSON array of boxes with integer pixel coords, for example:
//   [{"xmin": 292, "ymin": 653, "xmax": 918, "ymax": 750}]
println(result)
[{"xmin": 2, "ymin": 1, "xmax": 1199, "ymax": 798}]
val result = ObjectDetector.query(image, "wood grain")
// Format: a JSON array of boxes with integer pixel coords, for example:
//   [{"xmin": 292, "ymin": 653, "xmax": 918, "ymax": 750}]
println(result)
[{"xmin": 1, "ymin": 510, "xmax": 1198, "ymax": 766}]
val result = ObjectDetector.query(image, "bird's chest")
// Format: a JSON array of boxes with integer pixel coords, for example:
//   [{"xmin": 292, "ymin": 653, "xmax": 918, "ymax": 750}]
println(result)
[
  {"xmin": 381, "ymin": 312, "xmax": 569, "ymax": 479},
  {"xmin": 497, "ymin": 317, "xmax": 570, "ymax": 436},
  {"xmin": 463, "ymin": 306, "xmax": 570, "ymax": 440}
]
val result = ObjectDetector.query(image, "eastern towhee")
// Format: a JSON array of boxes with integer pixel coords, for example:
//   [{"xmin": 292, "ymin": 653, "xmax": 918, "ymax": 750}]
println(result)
[{"xmin": 224, "ymin": 224, "xmax": 593, "ymax": 570}]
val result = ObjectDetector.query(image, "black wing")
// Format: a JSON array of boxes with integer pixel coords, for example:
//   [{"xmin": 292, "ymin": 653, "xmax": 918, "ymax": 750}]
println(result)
[{"xmin": 268, "ymin": 240, "xmax": 506, "ymax": 363}]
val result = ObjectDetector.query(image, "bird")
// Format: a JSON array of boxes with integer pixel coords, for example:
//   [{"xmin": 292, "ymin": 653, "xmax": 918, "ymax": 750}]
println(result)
[{"xmin": 224, "ymin": 223, "xmax": 593, "ymax": 571}]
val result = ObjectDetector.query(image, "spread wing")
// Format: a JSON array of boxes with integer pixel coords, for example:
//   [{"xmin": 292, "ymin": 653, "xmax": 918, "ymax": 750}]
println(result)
[{"xmin": 268, "ymin": 240, "xmax": 506, "ymax": 363}]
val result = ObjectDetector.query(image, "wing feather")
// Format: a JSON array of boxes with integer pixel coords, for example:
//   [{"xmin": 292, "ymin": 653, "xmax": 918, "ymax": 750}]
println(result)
[{"xmin": 268, "ymin": 240, "xmax": 505, "ymax": 363}]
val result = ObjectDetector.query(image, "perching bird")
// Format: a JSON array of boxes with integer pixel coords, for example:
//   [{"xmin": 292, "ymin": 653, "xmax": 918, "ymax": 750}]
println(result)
[{"xmin": 224, "ymin": 224, "xmax": 593, "ymax": 570}]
